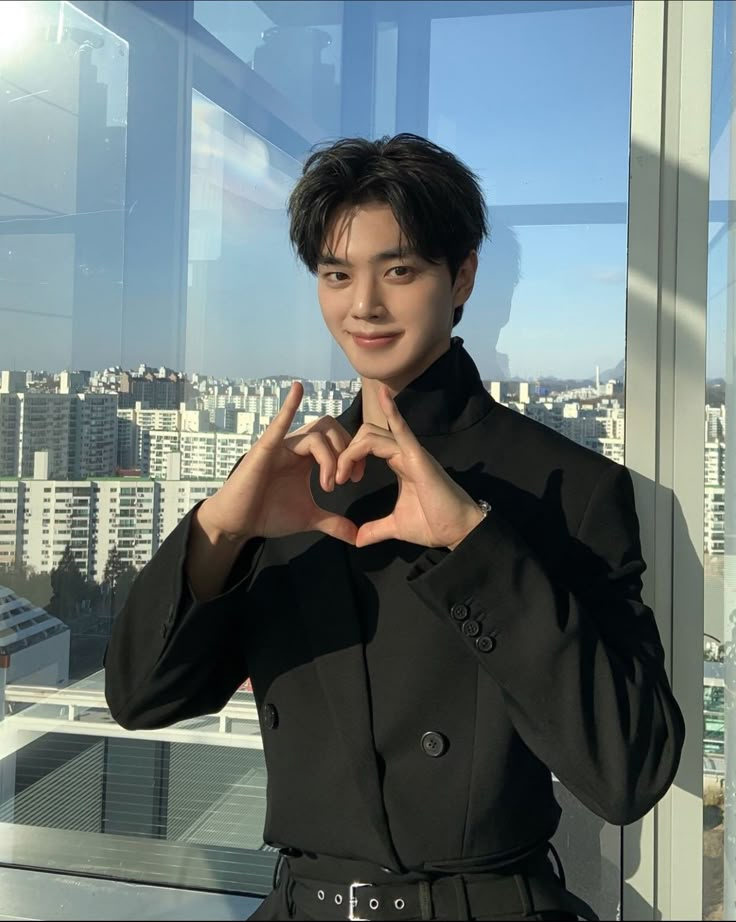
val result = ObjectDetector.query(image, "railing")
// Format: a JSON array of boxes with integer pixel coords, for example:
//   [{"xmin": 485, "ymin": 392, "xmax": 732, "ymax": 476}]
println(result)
[{"xmin": 2, "ymin": 680, "xmax": 264, "ymax": 751}]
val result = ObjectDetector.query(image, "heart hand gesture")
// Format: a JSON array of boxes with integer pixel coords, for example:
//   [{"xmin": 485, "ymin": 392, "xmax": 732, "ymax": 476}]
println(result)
[{"xmin": 335, "ymin": 386, "xmax": 484, "ymax": 550}]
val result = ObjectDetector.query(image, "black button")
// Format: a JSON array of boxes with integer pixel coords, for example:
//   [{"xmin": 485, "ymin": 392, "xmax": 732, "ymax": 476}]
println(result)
[
  {"xmin": 462, "ymin": 620, "xmax": 480, "ymax": 637},
  {"xmin": 476, "ymin": 635, "xmax": 496, "ymax": 653},
  {"xmin": 262, "ymin": 703, "xmax": 279, "ymax": 730},
  {"xmin": 450, "ymin": 603, "xmax": 469, "ymax": 621},
  {"xmin": 421, "ymin": 731, "xmax": 447, "ymax": 758}
]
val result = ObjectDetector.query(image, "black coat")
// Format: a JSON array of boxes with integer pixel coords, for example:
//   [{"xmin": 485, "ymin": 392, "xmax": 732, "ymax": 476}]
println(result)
[{"xmin": 104, "ymin": 340, "xmax": 685, "ymax": 875}]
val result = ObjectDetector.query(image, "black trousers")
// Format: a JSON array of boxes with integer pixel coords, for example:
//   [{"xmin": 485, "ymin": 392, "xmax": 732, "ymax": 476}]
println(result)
[{"xmin": 248, "ymin": 848, "xmax": 592, "ymax": 921}]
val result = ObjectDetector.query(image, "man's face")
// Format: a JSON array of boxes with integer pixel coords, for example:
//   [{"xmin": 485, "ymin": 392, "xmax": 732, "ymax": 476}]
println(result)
[{"xmin": 317, "ymin": 202, "xmax": 477, "ymax": 390}]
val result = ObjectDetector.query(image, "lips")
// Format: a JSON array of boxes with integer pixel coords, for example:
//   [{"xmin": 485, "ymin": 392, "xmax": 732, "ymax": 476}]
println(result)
[{"xmin": 350, "ymin": 332, "xmax": 402, "ymax": 349}]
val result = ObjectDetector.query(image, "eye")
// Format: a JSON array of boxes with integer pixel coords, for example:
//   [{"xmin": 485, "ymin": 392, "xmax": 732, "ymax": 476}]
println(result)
[
  {"xmin": 388, "ymin": 265, "xmax": 414, "ymax": 279},
  {"xmin": 324, "ymin": 271, "xmax": 349, "ymax": 282}
]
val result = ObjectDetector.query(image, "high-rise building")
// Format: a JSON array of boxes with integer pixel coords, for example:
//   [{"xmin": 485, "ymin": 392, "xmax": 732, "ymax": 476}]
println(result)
[
  {"xmin": 119, "ymin": 371, "xmax": 190, "ymax": 410},
  {"xmin": 0, "ymin": 371, "xmax": 27, "ymax": 395},
  {"xmin": 9, "ymin": 393, "xmax": 117, "ymax": 480},
  {"xmin": 1, "ymin": 476, "xmax": 221, "ymax": 582}
]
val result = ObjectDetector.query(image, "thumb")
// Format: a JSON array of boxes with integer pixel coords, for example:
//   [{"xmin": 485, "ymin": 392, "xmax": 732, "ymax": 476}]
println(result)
[
  {"xmin": 311, "ymin": 510, "xmax": 358, "ymax": 545},
  {"xmin": 355, "ymin": 516, "xmax": 397, "ymax": 548}
]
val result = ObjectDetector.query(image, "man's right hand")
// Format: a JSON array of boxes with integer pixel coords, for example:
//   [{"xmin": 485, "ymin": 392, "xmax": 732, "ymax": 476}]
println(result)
[{"xmin": 195, "ymin": 381, "xmax": 360, "ymax": 549}]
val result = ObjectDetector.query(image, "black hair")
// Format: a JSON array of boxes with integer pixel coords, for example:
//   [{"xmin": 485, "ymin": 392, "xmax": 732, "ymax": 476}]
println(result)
[{"xmin": 288, "ymin": 133, "xmax": 489, "ymax": 326}]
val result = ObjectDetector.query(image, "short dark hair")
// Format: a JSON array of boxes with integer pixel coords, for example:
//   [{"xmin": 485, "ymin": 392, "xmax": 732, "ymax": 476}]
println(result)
[{"xmin": 288, "ymin": 134, "xmax": 488, "ymax": 326}]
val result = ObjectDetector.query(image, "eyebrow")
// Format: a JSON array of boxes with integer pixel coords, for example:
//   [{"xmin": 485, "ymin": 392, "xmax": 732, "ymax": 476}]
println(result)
[{"xmin": 317, "ymin": 248, "xmax": 417, "ymax": 268}]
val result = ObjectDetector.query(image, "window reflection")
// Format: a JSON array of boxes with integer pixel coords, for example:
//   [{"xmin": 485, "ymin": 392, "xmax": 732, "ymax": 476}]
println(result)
[
  {"xmin": 0, "ymin": 0, "xmax": 634, "ymax": 908},
  {"xmin": 194, "ymin": 0, "xmax": 342, "ymax": 136}
]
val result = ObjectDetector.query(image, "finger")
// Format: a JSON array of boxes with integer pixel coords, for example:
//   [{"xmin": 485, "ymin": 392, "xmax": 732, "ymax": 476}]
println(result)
[
  {"xmin": 288, "ymin": 416, "xmax": 351, "ymax": 458},
  {"xmin": 310, "ymin": 510, "xmax": 358, "ymax": 545},
  {"xmin": 261, "ymin": 382, "xmax": 304, "ymax": 445},
  {"xmin": 335, "ymin": 431, "xmax": 398, "ymax": 483},
  {"xmin": 378, "ymin": 386, "xmax": 419, "ymax": 450},
  {"xmin": 350, "ymin": 457, "xmax": 366, "ymax": 483},
  {"xmin": 355, "ymin": 515, "xmax": 398, "ymax": 548},
  {"xmin": 319, "ymin": 422, "xmax": 352, "ymax": 457},
  {"xmin": 293, "ymin": 432, "xmax": 338, "ymax": 491}
]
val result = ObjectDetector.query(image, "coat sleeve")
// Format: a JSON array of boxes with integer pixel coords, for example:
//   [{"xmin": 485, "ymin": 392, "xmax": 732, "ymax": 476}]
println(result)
[
  {"xmin": 406, "ymin": 462, "xmax": 685, "ymax": 826},
  {"xmin": 103, "ymin": 502, "xmax": 264, "ymax": 731}
]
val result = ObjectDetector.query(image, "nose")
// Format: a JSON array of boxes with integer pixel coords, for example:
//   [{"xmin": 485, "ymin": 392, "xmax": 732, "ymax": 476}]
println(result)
[{"xmin": 350, "ymin": 275, "xmax": 385, "ymax": 320}]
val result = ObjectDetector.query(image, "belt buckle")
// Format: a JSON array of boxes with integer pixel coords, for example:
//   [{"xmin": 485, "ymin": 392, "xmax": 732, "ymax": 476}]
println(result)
[{"xmin": 348, "ymin": 881, "xmax": 370, "ymax": 921}]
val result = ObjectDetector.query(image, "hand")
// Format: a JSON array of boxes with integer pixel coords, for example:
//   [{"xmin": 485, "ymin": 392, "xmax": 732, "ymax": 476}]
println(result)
[
  {"xmin": 197, "ymin": 382, "xmax": 358, "ymax": 546},
  {"xmin": 335, "ymin": 386, "xmax": 485, "ymax": 550}
]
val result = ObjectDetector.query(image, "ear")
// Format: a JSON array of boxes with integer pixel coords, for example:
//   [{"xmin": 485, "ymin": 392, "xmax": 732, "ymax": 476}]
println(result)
[{"xmin": 452, "ymin": 250, "xmax": 479, "ymax": 307}]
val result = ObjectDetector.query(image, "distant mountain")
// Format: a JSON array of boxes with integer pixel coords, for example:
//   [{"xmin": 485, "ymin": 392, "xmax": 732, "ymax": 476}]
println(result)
[{"xmin": 600, "ymin": 359, "xmax": 625, "ymax": 382}]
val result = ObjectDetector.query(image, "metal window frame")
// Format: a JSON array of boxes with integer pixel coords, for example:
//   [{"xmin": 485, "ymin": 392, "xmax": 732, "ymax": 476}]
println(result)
[{"xmin": 624, "ymin": 1, "xmax": 713, "ymax": 918}]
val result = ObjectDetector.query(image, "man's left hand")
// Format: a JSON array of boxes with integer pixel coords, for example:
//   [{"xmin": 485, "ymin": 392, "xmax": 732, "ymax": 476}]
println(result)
[{"xmin": 334, "ymin": 386, "xmax": 484, "ymax": 550}]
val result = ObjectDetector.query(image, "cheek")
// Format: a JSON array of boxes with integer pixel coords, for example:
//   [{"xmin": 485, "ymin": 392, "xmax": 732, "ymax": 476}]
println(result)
[
  {"xmin": 318, "ymin": 290, "xmax": 343, "ymax": 329},
  {"xmin": 402, "ymin": 291, "xmax": 453, "ymax": 334}
]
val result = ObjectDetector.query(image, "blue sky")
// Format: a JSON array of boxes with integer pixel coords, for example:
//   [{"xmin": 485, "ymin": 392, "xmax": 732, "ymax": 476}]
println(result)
[
  {"xmin": 187, "ymin": 0, "xmax": 634, "ymax": 382},
  {"xmin": 2, "ymin": 0, "xmax": 732, "ymax": 382}
]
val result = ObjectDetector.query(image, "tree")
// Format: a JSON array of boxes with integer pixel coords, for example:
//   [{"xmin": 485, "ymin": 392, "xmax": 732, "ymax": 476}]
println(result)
[
  {"xmin": 102, "ymin": 543, "xmax": 138, "ymax": 618},
  {"xmin": 48, "ymin": 544, "xmax": 88, "ymax": 623},
  {"xmin": 0, "ymin": 562, "xmax": 52, "ymax": 610}
]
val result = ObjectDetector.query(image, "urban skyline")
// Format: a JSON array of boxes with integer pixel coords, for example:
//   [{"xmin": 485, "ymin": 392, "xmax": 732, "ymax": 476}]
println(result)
[{"xmin": 0, "ymin": 355, "xmax": 726, "ymax": 590}]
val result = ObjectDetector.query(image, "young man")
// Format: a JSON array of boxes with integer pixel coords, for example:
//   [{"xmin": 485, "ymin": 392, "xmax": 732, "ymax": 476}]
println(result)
[{"xmin": 105, "ymin": 135, "xmax": 685, "ymax": 921}]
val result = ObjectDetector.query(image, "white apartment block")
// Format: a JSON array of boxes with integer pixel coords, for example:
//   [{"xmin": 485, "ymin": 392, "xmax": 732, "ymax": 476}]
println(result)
[
  {"xmin": 232, "ymin": 410, "xmax": 260, "ymax": 436},
  {"xmin": 17, "ymin": 394, "xmax": 76, "ymax": 480},
  {"xmin": 0, "ymin": 481, "xmax": 21, "ymax": 568},
  {"xmin": 0, "ymin": 396, "xmax": 20, "ymax": 477},
  {"xmin": 94, "ymin": 480, "xmax": 158, "ymax": 580},
  {"xmin": 706, "ymin": 404, "xmax": 726, "ymax": 443},
  {"xmin": 0, "ymin": 393, "xmax": 117, "ymax": 480},
  {"xmin": 146, "ymin": 431, "xmax": 183, "ymax": 479},
  {"xmin": 705, "ymin": 440, "xmax": 725, "ymax": 487},
  {"xmin": 302, "ymin": 395, "xmax": 349, "ymax": 417},
  {"xmin": 146, "ymin": 430, "xmax": 252, "ymax": 480},
  {"xmin": 0, "ymin": 371, "xmax": 27, "ymax": 394},
  {"xmin": 705, "ymin": 484, "xmax": 725, "ymax": 556},
  {"xmin": 180, "ymin": 432, "xmax": 216, "ymax": 480},
  {"xmin": 201, "ymin": 384, "xmax": 286, "ymax": 424},
  {"xmin": 77, "ymin": 394, "xmax": 118, "ymax": 477},
  {"xmin": 156, "ymin": 480, "xmax": 220, "ymax": 546},
  {"xmin": 704, "ymin": 406, "xmax": 726, "ymax": 487},
  {"xmin": 3, "ymin": 476, "xmax": 220, "ymax": 581},
  {"xmin": 23, "ymin": 480, "xmax": 94, "ymax": 575},
  {"xmin": 703, "ymin": 405, "xmax": 726, "ymax": 556},
  {"xmin": 214, "ymin": 434, "xmax": 253, "ymax": 480},
  {"xmin": 116, "ymin": 403, "xmax": 210, "ymax": 472}
]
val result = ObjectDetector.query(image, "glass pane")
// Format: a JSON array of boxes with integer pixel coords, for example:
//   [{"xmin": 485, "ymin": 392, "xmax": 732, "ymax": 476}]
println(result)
[
  {"xmin": 427, "ymin": 5, "xmax": 631, "ymax": 918},
  {"xmin": 0, "ymin": 0, "xmax": 634, "ymax": 909},
  {"xmin": 193, "ymin": 0, "xmax": 342, "ymax": 137},
  {"xmin": 704, "ymin": 2, "xmax": 735, "ymax": 918}
]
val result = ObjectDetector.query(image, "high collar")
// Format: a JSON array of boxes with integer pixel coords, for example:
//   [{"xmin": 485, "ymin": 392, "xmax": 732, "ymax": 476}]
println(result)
[{"xmin": 339, "ymin": 337, "xmax": 495, "ymax": 438}]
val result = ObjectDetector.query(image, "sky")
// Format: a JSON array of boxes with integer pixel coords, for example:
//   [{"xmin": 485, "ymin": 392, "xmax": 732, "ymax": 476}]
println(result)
[
  {"xmin": 190, "ymin": 0, "xmax": 635, "ymax": 383},
  {"xmin": 1, "ymin": 0, "xmax": 733, "ymax": 382}
]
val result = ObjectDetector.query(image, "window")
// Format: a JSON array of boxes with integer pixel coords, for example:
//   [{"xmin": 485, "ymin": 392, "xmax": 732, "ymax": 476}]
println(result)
[
  {"xmin": 703, "ymin": 2, "xmax": 734, "ymax": 917},
  {"xmin": 0, "ymin": 0, "xmax": 684, "ymax": 917}
]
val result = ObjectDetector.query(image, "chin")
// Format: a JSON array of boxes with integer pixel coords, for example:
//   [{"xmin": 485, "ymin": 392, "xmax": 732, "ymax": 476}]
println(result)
[{"xmin": 345, "ymin": 351, "xmax": 410, "ymax": 383}]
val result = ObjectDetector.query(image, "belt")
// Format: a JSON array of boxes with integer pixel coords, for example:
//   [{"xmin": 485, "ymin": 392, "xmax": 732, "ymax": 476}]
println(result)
[{"xmin": 282, "ymin": 860, "xmax": 599, "ymax": 921}]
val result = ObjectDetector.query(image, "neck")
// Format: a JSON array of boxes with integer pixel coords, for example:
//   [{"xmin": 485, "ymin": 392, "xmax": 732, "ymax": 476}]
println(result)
[{"xmin": 359, "ymin": 340, "xmax": 453, "ymax": 428}]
